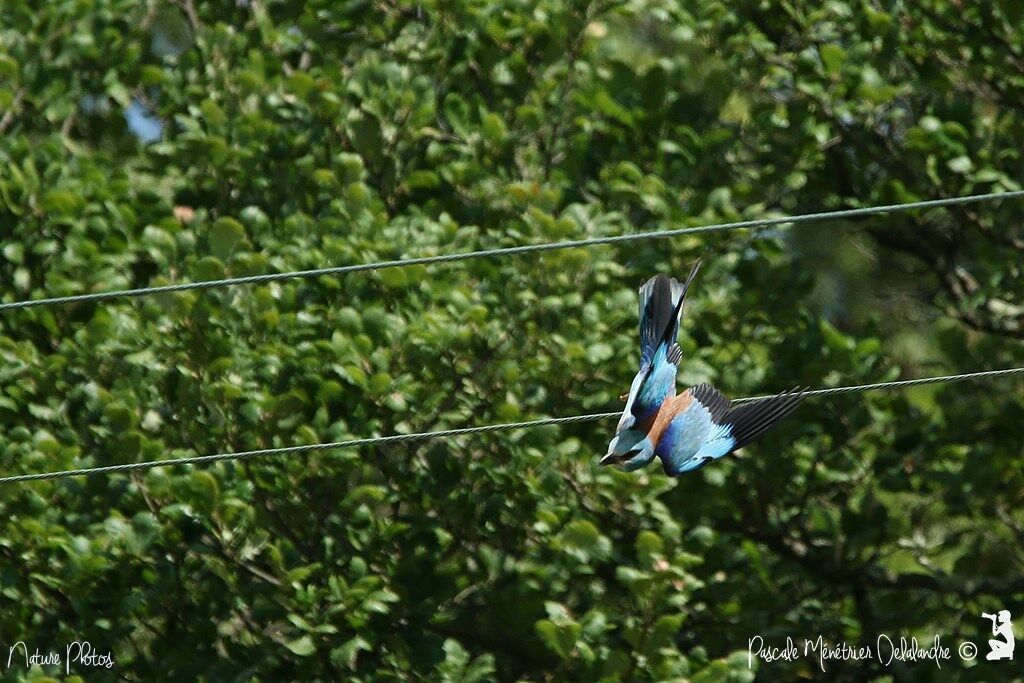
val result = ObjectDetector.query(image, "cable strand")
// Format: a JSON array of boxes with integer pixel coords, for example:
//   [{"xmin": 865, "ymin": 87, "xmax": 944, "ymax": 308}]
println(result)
[
  {"xmin": 2, "ymin": 366, "xmax": 1021, "ymax": 484},
  {"xmin": 2, "ymin": 190, "xmax": 1022, "ymax": 311}
]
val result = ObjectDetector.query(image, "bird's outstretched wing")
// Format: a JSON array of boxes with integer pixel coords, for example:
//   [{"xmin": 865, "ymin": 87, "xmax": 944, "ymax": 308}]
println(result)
[
  {"xmin": 655, "ymin": 384, "xmax": 803, "ymax": 476},
  {"xmin": 616, "ymin": 261, "xmax": 701, "ymax": 432}
]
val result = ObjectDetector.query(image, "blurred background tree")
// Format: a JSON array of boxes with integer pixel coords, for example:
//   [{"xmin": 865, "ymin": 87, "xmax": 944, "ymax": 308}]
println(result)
[{"xmin": 1, "ymin": 0, "xmax": 1022, "ymax": 680}]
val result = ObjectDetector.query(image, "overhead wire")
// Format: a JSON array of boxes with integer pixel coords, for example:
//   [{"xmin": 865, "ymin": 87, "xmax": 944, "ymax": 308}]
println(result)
[
  {"xmin": 1, "ymin": 190, "xmax": 1022, "ymax": 312},
  {"xmin": 2, "ymin": 365, "xmax": 1021, "ymax": 484},
  {"xmin": 3, "ymin": 191, "xmax": 1023, "ymax": 484}
]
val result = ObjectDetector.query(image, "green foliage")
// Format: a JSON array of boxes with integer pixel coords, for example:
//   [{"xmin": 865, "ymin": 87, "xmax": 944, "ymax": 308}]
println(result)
[{"xmin": 1, "ymin": 0, "xmax": 1023, "ymax": 681}]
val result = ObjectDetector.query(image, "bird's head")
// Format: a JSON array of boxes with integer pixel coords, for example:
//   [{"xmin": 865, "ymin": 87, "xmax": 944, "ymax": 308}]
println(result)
[{"xmin": 600, "ymin": 429, "xmax": 655, "ymax": 471}]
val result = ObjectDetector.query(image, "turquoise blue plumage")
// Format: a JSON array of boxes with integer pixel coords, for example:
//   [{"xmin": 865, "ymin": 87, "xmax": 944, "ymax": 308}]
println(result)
[
  {"xmin": 615, "ymin": 261, "xmax": 701, "ymax": 434},
  {"xmin": 602, "ymin": 265, "xmax": 804, "ymax": 476},
  {"xmin": 653, "ymin": 384, "xmax": 804, "ymax": 476}
]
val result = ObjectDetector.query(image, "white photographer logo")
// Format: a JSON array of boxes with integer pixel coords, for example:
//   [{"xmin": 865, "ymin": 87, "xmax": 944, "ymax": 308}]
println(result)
[{"xmin": 982, "ymin": 611, "xmax": 1014, "ymax": 661}]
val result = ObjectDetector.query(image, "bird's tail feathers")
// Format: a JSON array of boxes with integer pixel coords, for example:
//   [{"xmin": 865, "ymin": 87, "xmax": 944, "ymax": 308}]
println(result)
[
  {"xmin": 677, "ymin": 258, "xmax": 702, "ymax": 302},
  {"xmin": 639, "ymin": 259, "xmax": 702, "ymax": 363},
  {"xmin": 722, "ymin": 387, "xmax": 804, "ymax": 451},
  {"xmin": 664, "ymin": 258, "xmax": 702, "ymax": 329}
]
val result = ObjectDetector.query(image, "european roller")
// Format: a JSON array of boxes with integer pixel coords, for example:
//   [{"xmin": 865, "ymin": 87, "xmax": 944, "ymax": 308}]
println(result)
[{"xmin": 602, "ymin": 264, "xmax": 803, "ymax": 476}]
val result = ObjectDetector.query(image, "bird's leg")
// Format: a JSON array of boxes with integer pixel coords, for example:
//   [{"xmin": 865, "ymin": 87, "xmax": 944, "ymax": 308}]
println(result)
[{"xmin": 619, "ymin": 393, "xmax": 628, "ymax": 401}]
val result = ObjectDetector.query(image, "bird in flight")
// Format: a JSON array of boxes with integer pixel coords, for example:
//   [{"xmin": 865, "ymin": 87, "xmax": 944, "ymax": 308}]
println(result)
[{"xmin": 601, "ymin": 261, "xmax": 803, "ymax": 476}]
